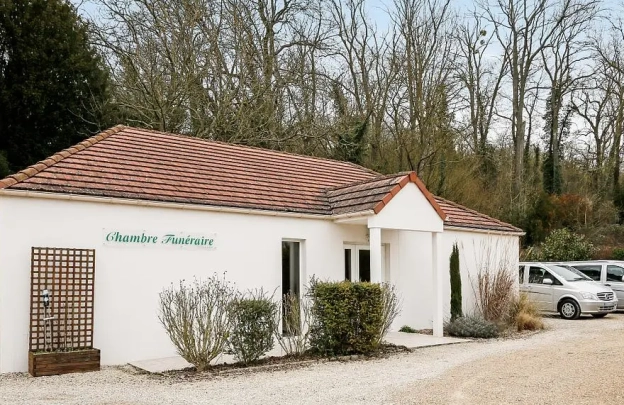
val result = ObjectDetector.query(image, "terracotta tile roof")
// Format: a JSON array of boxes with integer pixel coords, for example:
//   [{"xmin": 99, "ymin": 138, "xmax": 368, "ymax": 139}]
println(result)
[
  {"xmin": 327, "ymin": 172, "xmax": 445, "ymax": 219},
  {"xmin": 434, "ymin": 196, "xmax": 523, "ymax": 233},
  {"xmin": 0, "ymin": 126, "xmax": 522, "ymax": 234}
]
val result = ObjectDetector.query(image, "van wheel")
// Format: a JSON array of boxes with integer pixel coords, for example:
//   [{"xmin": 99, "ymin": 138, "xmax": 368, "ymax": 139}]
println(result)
[
  {"xmin": 559, "ymin": 299, "xmax": 581, "ymax": 320},
  {"xmin": 592, "ymin": 314, "xmax": 608, "ymax": 318}
]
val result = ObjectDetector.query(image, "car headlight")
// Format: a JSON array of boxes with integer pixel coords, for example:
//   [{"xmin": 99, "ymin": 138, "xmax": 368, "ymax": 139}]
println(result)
[{"xmin": 580, "ymin": 292, "xmax": 598, "ymax": 300}]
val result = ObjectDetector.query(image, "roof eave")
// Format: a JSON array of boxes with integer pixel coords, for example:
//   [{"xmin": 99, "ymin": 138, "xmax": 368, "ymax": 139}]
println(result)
[
  {"xmin": 0, "ymin": 189, "xmax": 334, "ymax": 220},
  {"xmin": 443, "ymin": 225, "xmax": 525, "ymax": 236}
]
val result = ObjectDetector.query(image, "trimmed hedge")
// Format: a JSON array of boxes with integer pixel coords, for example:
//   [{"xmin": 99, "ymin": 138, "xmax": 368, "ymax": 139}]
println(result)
[
  {"xmin": 308, "ymin": 280, "xmax": 383, "ymax": 355},
  {"xmin": 226, "ymin": 291, "xmax": 278, "ymax": 364}
]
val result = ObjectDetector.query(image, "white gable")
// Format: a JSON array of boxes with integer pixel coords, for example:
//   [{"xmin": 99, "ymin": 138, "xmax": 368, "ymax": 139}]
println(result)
[{"xmin": 367, "ymin": 182, "xmax": 443, "ymax": 232}]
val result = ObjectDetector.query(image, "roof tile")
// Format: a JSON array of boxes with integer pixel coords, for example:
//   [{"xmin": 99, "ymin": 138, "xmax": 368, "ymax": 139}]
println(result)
[{"xmin": 0, "ymin": 126, "xmax": 522, "ymax": 234}]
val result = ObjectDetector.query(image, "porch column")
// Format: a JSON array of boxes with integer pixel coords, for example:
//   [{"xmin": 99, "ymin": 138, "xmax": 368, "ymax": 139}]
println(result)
[
  {"xmin": 432, "ymin": 231, "xmax": 443, "ymax": 337},
  {"xmin": 369, "ymin": 227, "xmax": 382, "ymax": 283}
]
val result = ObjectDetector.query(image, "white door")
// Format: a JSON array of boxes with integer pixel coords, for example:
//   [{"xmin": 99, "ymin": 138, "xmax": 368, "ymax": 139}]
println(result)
[
  {"xmin": 527, "ymin": 266, "xmax": 555, "ymax": 311},
  {"xmin": 344, "ymin": 245, "xmax": 386, "ymax": 283}
]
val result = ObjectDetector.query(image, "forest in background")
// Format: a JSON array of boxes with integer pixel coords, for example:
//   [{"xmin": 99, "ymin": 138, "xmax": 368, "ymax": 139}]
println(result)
[{"xmin": 2, "ymin": 0, "xmax": 624, "ymax": 253}]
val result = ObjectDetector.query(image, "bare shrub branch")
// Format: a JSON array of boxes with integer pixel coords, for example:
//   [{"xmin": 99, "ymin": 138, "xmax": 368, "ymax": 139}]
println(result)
[{"xmin": 158, "ymin": 274, "xmax": 237, "ymax": 371}]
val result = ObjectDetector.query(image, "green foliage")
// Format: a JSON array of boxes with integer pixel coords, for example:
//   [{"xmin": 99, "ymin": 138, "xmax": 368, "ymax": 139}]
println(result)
[
  {"xmin": 449, "ymin": 243, "xmax": 462, "ymax": 321},
  {"xmin": 612, "ymin": 248, "xmax": 624, "ymax": 260},
  {"xmin": 308, "ymin": 279, "xmax": 384, "ymax": 356},
  {"xmin": 540, "ymin": 228, "xmax": 595, "ymax": 261},
  {"xmin": 445, "ymin": 316, "xmax": 499, "ymax": 339},
  {"xmin": 398, "ymin": 325, "xmax": 417, "ymax": 333},
  {"xmin": 0, "ymin": 0, "xmax": 112, "ymax": 172},
  {"xmin": 227, "ymin": 290, "xmax": 278, "ymax": 364}
]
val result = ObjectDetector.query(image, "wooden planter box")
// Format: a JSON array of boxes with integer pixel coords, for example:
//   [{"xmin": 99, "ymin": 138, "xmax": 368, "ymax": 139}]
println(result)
[{"xmin": 28, "ymin": 348, "xmax": 100, "ymax": 377}]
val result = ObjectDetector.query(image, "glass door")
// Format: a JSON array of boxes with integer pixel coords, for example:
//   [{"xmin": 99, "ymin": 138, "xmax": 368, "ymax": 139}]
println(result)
[{"xmin": 344, "ymin": 245, "xmax": 384, "ymax": 282}]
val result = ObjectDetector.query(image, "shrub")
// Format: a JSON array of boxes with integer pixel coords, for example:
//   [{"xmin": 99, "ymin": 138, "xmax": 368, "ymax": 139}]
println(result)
[
  {"xmin": 475, "ymin": 266, "xmax": 515, "ymax": 324},
  {"xmin": 274, "ymin": 292, "xmax": 312, "ymax": 356},
  {"xmin": 227, "ymin": 289, "xmax": 278, "ymax": 364},
  {"xmin": 450, "ymin": 243, "xmax": 462, "ymax": 321},
  {"xmin": 508, "ymin": 293, "xmax": 544, "ymax": 332},
  {"xmin": 540, "ymin": 228, "xmax": 595, "ymax": 261},
  {"xmin": 379, "ymin": 283, "xmax": 402, "ymax": 344},
  {"xmin": 445, "ymin": 316, "xmax": 499, "ymax": 339},
  {"xmin": 399, "ymin": 325, "xmax": 417, "ymax": 333},
  {"xmin": 308, "ymin": 279, "xmax": 384, "ymax": 356},
  {"xmin": 612, "ymin": 247, "xmax": 624, "ymax": 260},
  {"xmin": 158, "ymin": 275, "xmax": 236, "ymax": 371}
]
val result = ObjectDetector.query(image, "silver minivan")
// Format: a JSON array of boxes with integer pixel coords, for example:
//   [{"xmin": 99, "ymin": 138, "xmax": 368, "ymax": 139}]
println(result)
[
  {"xmin": 519, "ymin": 262, "xmax": 618, "ymax": 319},
  {"xmin": 558, "ymin": 261, "xmax": 624, "ymax": 310}
]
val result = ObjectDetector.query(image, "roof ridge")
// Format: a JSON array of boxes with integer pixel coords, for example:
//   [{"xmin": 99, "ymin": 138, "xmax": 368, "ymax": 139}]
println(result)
[
  {"xmin": 121, "ymin": 126, "xmax": 381, "ymax": 176},
  {"xmin": 0, "ymin": 125, "xmax": 126, "ymax": 189},
  {"xmin": 434, "ymin": 195, "xmax": 522, "ymax": 232}
]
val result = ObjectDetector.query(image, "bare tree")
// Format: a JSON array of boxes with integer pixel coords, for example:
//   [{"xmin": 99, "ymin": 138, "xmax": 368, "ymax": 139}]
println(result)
[{"xmin": 482, "ymin": 0, "xmax": 600, "ymax": 206}]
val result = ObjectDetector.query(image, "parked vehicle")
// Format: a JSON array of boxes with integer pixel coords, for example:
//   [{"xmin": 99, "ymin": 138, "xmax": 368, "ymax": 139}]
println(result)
[
  {"xmin": 556, "ymin": 261, "xmax": 624, "ymax": 310},
  {"xmin": 519, "ymin": 262, "xmax": 618, "ymax": 319}
]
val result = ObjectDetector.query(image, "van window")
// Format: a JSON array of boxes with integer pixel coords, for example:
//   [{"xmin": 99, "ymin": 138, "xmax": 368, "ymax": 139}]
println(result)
[
  {"xmin": 572, "ymin": 265, "xmax": 602, "ymax": 281},
  {"xmin": 519, "ymin": 265, "xmax": 525, "ymax": 284},
  {"xmin": 607, "ymin": 265, "xmax": 624, "ymax": 282}
]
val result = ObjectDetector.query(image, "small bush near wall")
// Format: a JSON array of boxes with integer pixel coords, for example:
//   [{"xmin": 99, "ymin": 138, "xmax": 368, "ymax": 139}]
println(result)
[
  {"xmin": 445, "ymin": 316, "xmax": 499, "ymax": 339},
  {"xmin": 308, "ymin": 279, "xmax": 384, "ymax": 355},
  {"xmin": 227, "ymin": 289, "xmax": 279, "ymax": 364},
  {"xmin": 274, "ymin": 292, "xmax": 312, "ymax": 356},
  {"xmin": 158, "ymin": 275, "xmax": 237, "ymax": 371}
]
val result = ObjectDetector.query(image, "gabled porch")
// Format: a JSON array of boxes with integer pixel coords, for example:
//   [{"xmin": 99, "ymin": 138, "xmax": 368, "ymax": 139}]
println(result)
[{"xmin": 327, "ymin": 172, "xmax": 447, "ymax": 337}]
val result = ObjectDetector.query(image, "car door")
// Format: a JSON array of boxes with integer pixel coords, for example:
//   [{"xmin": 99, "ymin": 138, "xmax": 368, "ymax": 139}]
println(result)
[
  {"xmin": 527, "ymin": 266, "xmax": 555, "ymax": 311},
  {"xmin": 606, "ymin": 265, "xmax": 624, "ymax": 309}
]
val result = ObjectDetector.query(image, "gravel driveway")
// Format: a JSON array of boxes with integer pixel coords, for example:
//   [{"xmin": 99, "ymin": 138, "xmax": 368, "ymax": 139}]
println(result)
[{"xmin": 2, "ymin": 314, "xmax": 624, "ymax": 405}]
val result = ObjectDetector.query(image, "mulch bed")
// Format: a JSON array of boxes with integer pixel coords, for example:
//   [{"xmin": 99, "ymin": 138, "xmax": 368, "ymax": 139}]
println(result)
[{"xmin": 148, "ymin": 344, "xmax": 411, "ymax": 381}]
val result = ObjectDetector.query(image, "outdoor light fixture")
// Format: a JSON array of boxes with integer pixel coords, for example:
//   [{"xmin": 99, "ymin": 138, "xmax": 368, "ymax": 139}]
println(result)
[{"xmin": 41, "ymin": 289, "xmax": 50, "ymax": 308}]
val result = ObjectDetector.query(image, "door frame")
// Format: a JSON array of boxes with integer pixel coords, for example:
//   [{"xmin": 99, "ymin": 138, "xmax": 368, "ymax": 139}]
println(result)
[{"xmin": 344, "ymin": 244, "xmax": 387, "ymax": 282}]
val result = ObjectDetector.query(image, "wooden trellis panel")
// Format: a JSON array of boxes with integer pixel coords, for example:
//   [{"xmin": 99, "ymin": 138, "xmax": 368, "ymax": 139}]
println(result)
[{"xmin": 29, "ymin": 248, "xmax": 96, "ymax": 352}]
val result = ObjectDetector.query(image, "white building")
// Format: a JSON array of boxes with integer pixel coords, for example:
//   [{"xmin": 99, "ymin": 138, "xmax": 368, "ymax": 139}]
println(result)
[{"xmin": 0, "ymin": 126, "xmax": 522, "ymax": 373}]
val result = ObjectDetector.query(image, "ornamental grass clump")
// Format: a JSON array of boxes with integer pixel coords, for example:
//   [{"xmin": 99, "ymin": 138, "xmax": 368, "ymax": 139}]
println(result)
[
  {"xmin": 308, "ymin": 278, "xmax": 386, "ymax": 356},
  {"xmin": 158, "ymin": 274, "xmax": 236, "ymax": 371},
  {"xmin": 227, "ymin": 289, "xmax": 279, "ymax": 364},
  {"xmin": 508, "ymin": 293, "xmax": 544, "ymax": 332}
]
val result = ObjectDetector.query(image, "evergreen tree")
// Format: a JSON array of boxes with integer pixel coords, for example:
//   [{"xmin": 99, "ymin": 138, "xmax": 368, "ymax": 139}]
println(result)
[
  {"xmin": 449, "ymin": 243, "xmax": 462, "ymax": 321},
  {"xmin": 0, "ymin": 0, "xmax": 111, "ymax": 175}
]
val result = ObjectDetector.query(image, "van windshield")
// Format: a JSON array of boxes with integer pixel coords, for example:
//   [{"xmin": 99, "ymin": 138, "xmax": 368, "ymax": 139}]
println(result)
[{"xmin": 546, "ymin": 265, "xmax": 590, "ymax": 282}]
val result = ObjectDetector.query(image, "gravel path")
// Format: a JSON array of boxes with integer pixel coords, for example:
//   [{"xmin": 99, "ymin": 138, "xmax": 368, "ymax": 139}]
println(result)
[{"xmin": 2, "ymin": 314, "xmax": 624, "ymax": 405}]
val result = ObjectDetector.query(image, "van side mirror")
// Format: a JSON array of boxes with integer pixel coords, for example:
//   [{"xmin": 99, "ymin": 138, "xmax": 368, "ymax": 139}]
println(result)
[{"xmin": 543, "ymin": 278, "xmax": 553, "ymax": 285}]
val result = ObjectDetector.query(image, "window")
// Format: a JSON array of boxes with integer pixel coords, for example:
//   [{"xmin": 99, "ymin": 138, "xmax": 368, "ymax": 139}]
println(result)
[
  {"xmin": 528, "ymin": 267, "xmax": 561, "ymax": 285},
  {"xmin": 607, "ymin": 265, "xmax": 624, "ymax": 282},
  {"xmin": 282, "ymin": 241, "xmax": 300, "ymax": 298},
  {"xmin": 572, "ymin": 265, "xmax": 602, "ymax": 281},
  {"xmin": 358, "ymin": 249, "xmax": 371, "ymax": 282},
  {"xmin": 344, "ymin": 248, "xmax": 352, "ymax": 281},
  {"xmin": 519, "ymin": 265, "xmax": 525, "ymax": 284},
  {"xmin": 528, "ymin": 266, "xmax": 545, "ymax": 284}
]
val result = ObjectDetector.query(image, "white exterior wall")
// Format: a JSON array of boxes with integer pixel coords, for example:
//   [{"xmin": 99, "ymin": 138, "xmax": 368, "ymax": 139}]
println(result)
[
  {"xmin": 0, "ymin": 196, "xmax": 368, "ymax": 373},
  {"xmin": 0, "ymin": 192, "xmax": 520, "ymax": 372},
  {"xmin": 387, "ymin": 229, "xmax": 520, "ymax": 329}
]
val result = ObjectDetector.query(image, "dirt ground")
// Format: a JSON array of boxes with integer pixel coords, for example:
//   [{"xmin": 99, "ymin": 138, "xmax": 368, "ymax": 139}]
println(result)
[{"xmin": 1, "ymin": 314, "xmax": 623, "ymax": 404}]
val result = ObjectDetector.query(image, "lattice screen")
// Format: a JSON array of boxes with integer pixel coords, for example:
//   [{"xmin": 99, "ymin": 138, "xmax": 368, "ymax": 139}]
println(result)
[{"xmin": 29, "ymin": 248, "xmax": 96, "ymax": 352}]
